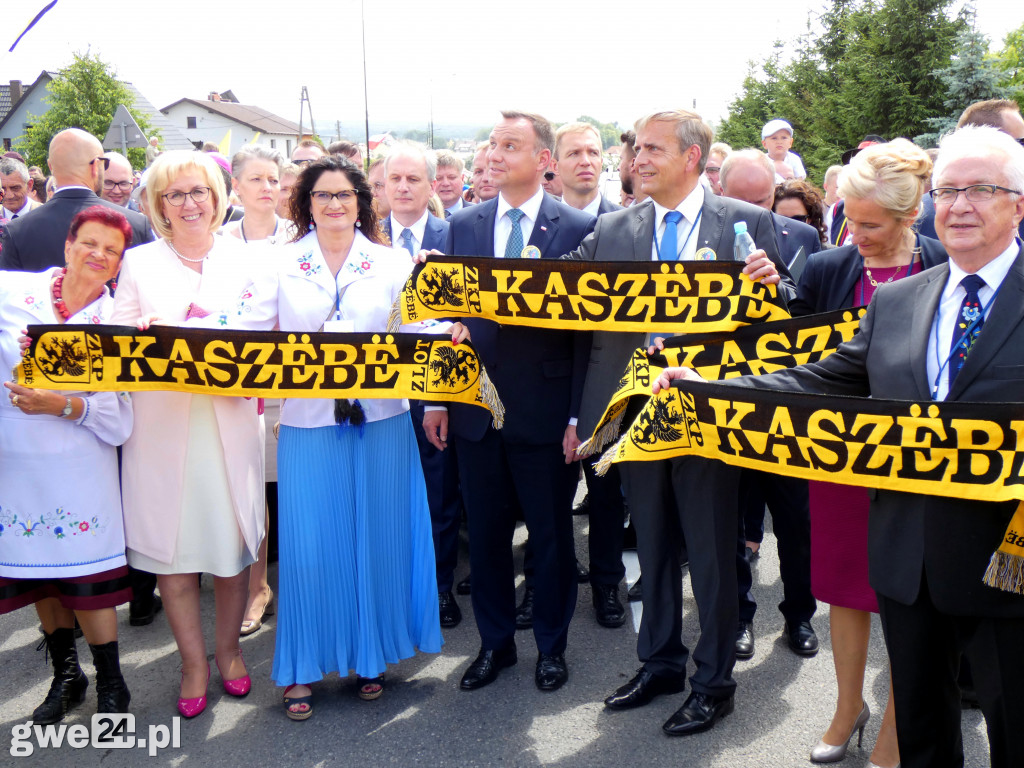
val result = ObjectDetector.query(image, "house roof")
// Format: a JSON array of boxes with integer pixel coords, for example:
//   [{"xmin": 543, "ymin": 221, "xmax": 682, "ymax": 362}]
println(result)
[
  {"xmin": 0, "ymin": 71, "xmax": 193, "ymax": 151},
  {"xmin": 161, "ymin": 98, "xmax": 301, "ymax": 135}
]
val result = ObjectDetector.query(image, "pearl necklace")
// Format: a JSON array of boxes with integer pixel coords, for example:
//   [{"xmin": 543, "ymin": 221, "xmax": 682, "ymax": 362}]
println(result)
[{"xmin": 167, "ymin": 240, "xmax": 209, "ymax": 263}]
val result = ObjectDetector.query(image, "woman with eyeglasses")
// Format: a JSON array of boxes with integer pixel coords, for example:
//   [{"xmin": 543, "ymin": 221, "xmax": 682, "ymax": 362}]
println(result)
[
  {"xmin": 110, "ymin": 151, "xmax": 266, "ymax": 719},
  {"xmin": 788, "ymin": 139, "xmax": 947, "ymax": 768},
  {"xmin": 207, "ymin": 156, "xmax": 466, "ymax": 721},
  {"xmin": 773, "ymin": 179, "xmax": 830, "ymax": 249}
]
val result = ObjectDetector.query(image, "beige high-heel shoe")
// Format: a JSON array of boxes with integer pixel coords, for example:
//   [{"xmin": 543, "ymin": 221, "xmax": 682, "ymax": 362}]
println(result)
[{"xmin": 810, "ymin": 702, "xmax": 870, "ymax": 763}]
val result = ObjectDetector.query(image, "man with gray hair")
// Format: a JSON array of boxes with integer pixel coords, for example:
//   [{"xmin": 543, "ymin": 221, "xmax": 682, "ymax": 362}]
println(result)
[
  {"xmin": 1, "ymin": 157, "xmax": 39, "ymax": 220},
  {"xmin": 435, "ymin": 150, "xmax": 468, "ymax": 218},
  {"xmin": 100, "ymin": 152, "xmax": 135, "ymax": 207},
  {"xmin": 656, "ymin": 124, "xmax": 1024, "ymax": 768},
  {"xmin": 0, "ymin": 128, "xmax": 151, "ymax": 271}
]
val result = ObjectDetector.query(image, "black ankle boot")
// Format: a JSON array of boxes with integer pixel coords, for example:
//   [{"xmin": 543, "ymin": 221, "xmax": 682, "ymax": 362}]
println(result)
[
  {"xmin": 90, "ymin": 641, "xmax": 130, "ymax": 713},
  {"xmin": 33, "ymin": 627, "xmax": 88, "ymax": 724}
]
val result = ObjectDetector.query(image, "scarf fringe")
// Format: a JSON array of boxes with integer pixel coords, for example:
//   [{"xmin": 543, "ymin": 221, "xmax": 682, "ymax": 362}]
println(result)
[
  {"xmin": 479, "ymin": 367, "xmax": 505, "ymax": 430},
  {"xmin": 386, "ymin": 295, "xmax": 403, "ymax": 334},
  {"xmin": 982, "ymin": 550, "xmax": 1024, "ymax": 595},
  {"xmin": 594, "ymin": 437, "xmax": 625, "ymax": 477},
  {"xmin": 578, "ymin": 411, "xmax": 625, "ymax": 457}
]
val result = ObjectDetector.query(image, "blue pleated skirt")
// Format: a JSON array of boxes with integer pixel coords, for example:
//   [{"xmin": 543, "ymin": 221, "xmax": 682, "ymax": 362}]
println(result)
[{"xmin": 271, "ymin": 412, "xmax": 442, "ymax": 686}]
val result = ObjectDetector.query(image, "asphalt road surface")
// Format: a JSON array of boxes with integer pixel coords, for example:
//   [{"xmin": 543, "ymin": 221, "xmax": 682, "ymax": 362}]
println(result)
[{"xmin": 1, "ymin": 512, "xmax": 990, "ymax": 767}]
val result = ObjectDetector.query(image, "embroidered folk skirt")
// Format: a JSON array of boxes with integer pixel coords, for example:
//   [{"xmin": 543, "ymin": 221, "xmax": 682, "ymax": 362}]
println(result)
[{"xmin": 272, "ymin": 412, "xmax": 442, "ymax": 686}]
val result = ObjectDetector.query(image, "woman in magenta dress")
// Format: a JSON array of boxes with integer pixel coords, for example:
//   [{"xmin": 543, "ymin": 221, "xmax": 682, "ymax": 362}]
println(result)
[{"xmin": 787, "ymin": 139, "xmax": 946, "ymax": 768}]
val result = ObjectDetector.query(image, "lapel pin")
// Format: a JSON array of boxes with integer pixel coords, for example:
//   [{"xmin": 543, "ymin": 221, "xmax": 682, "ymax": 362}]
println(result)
[
  {"xmin": 540, "ymin": 225, "xmax": 547, "ymax": 232},
  {"xmin": 522, "ymin": 245, "xmax": 542, "ymax": 259}
]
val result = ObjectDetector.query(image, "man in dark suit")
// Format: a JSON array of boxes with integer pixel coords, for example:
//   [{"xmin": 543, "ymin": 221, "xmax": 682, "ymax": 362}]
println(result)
[
  {"xmin": 552, "ymin": 121, "xmax": 628, "ymax": 628},
  {"xmin": 718, "ymin": 147, "xmax": 819, "ymax": 660},
  {"xmin": 422, "ymin": 111, "xmax": 595, "ymax": 692},
  {"xmin": 435, "ymin": 150, "xmax": 470, "ymax": 218},
  {"xmin": 380, "ymin": 142, "xmax": 461, "ymax": 629},
  {"xmin": 0, "ymin": 129, "xmax": 152, "ymax": 271},
  {"xmin": 567, "ymin": 109, "xmax": 795, "ymax": 737},
  {"xmin": 658, "ymin": 125, "xmax": 1024, "ymax": 768}
]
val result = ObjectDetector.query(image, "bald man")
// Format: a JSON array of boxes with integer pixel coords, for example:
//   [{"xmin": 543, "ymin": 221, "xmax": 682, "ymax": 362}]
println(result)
[
  {"xmin": 100, "ymin": 152, "xmax": 135, "ymax": 207},
  {"xmin": 0, "ymin": 129, "xmax": 152, "ymax": 271}
]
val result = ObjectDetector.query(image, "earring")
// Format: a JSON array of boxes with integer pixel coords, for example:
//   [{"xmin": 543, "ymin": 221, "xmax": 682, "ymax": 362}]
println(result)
[{"xmin": 355, "ymin": 219, "xmax": 362, "ymax": 228}]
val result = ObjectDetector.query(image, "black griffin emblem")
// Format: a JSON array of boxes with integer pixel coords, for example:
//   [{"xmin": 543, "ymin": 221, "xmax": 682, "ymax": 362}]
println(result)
[
  {"xmin": 430, "ymin": 346, "xmax": 478, "ymax": 387},
  {"xmin": 631, "ymin": 396, "xmax": 685, "ymax": 446},
  {"xmin": 616, "ymin": 369, "xmax": 630, "ymax": 391},
  {"xmin": 39, "ymin": 337, "xmax": 88, "ymax": 377},
  {"xmin": 418, "ymin": 267, "xmax": 465, "ymax": 309}
]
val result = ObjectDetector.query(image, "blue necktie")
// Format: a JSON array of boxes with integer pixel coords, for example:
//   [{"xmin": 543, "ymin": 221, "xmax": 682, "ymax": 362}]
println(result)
[
  {"xmin": 505, "ymin": 208, "xmax": 525, "ymax": 259},
  {"xmin": 660, "ymin": 211, "xmax": 683, "ymax": 261},
  {"xmin": 948, "ymin": 274, "xmax": 986, "ymax": 390},
  {"xmin": 399, "ymin": 228, "xmax": 415, "ymax": 257}
]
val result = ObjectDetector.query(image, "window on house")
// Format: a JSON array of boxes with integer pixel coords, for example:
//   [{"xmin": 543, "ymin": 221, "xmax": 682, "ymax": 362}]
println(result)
[
  {"xmin": 287, "ymin": 139, "xmax": 293, "ymax": 156},
  {"xmin": 187, "ymin": 116, "xmax": 197, "ymax": 129},
  {"xmin": 2, "ymin": 139, "xmax": 10, "ymax": 151},
  {"xmin": 270, "ymin": 139, "xmax": 276, "ymax": 149}
]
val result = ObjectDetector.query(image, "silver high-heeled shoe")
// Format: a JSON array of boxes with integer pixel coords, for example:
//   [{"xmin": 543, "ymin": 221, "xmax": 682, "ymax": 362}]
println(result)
[
  {"xmin": 809, "ymin": 702, "xmax": 870, "ymax": 763},
  {"xmin": 866, "ymin": 763, "xmax": 900, "ymax": 768}
]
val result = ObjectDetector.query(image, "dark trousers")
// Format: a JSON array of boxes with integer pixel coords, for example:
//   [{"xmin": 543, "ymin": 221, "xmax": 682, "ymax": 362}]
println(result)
[
  {"xmin": 455, "ymin": 428, "xmax": 578, "ymax": 655},
  {"xmin": 736, "ymin": 470, "xmax": 815, "ymax": 626},
  {"xmin": 878, "ymin": 576, "xmax": 1024, "ymax": 768},
  {"xmin": 621, "ymin": 456, "xmax": 739, "ymax": 697},
  {"xmin": 411, "ymin": 406, "xmax": 463, "ymax": 593},
  {"xmin": 582, "ymin": 458, "xmax": 626, "ymax": 588}
]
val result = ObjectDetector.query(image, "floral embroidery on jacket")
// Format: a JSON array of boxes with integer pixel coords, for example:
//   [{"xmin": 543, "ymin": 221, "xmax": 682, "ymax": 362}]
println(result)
[{"xmin": 296, "ymin": 250, "xmax": 323, "ymax": 277}]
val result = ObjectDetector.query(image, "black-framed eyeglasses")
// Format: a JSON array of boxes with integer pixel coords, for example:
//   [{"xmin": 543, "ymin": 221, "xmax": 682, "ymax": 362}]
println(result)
[
  {"xmin": 162, "ymin": 186, "xmax": 212, "ymax": 206},
  {"xmin": 294, "ymin": 158, "xmax": 316, "ymax": 166},
  {"xmin": 543, "ymin": 171, "xmax": 556, "ymax": 181},
  {"xmin": 784, "ymin": 213, "xmax": 809, "ymax": 223},
  {"xmin": 310, "ymin": 189, "xmax": 357, "ymax": 204},
  {"xmin": 90, "ymin": 156, "xmax": 111, "ymax": 170},
  {"xmin": 103, "ymin": 180, "xmax": 133, "ymax": 191},
  {"xmin": 929, "ymin": 184, "xmax": 1021, "ymax": 205}
]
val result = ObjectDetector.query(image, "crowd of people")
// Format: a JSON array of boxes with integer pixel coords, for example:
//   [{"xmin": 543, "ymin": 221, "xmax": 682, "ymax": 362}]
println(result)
[{"xmin": 2, "ymin": 96, "xmax": 1024, "ymax": 768}]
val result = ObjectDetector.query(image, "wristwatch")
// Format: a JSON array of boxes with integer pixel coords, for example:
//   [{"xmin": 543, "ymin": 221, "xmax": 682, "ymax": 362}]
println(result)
[{"xmin": 61, "ymin": 397, "xmax": 73, "ymax": 418}]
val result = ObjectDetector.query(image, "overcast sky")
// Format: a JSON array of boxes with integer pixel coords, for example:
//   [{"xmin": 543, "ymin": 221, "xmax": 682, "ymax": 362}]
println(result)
[{"xmin": 1, "ymin": 1, "xmax": 1020, "ymax": 135}]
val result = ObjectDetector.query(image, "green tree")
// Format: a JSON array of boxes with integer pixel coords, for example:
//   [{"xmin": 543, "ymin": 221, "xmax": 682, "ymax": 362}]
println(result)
[
  {"xmin": 992, "ymin": 22, "xmax": 1024, "ymax": 104},
  {"xmin": 915, "ymin": 23, "xmax": 1008, "ymax": 147},
  {"xmin": 18, "ymin": 52, "xmax": 155, "ymax": 170},
  {"xmin": 715, "ymin": 42, "xmax": 789, "ymax": 151}
]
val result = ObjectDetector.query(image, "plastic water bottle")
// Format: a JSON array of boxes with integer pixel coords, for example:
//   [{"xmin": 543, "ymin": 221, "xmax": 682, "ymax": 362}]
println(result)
[{"xmin": 733, "ymin": 221, "xmax": 757, "ymax": 262}]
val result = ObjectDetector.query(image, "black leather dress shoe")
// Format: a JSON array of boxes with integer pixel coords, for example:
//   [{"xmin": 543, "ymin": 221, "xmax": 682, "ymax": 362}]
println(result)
[
  {"xmin": 604, "ymin": 667, "xmax": 686, "ymax": 710},
  {"xmin": 573, "ymin": 494, "xmax": 590, "ymax": 515},
  {"xmin": 785, "ymin": 621, "xmax": 819, "ymax": 656},
  {"xmin": 662, "ymin": 691, "xmax": 735, "ymax": 736},
  {"xmin": 576, "ymin": 559, "xmax": 589, "ymax": 583},
  {"xmin": 535, "ymin": 653, "xmax": 568, "ymax": 691},
  {"xmin": 129, "ymin": 595, "xmax": 163, "ymax": 627},
  {"xmin": 627, "ymin": 577, "xmax": 643, "ymax": 602},
  {"xmin": 459, "ymin": 645, "xmax": 517, "ymax": 690},
  {"xmin": 735, "ymin": 621, "xmax": 754, "ymax": 660},
  {"xmin": 438, "ymin": 591, "xmax": 461, "ymax": 628},
  {"xmin": 515, "ymin": 587, "xmax": 535, "ymax": 630},
  {"xmin": 456, "ymin": 575, "xmax": 472, "ymax": 595},
  {"xmin": 593, "ymin": 584, "xmax": 626, "ymax": 628}
]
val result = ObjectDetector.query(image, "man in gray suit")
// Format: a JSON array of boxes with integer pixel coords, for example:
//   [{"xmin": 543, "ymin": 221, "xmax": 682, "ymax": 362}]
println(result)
[
  {"xmin": 657, "ymin": 125, "xmax": 1024, "ymax": 768},
  {"xmin": 567, "ymin": 109, "xmax": 794, "ymax": 737}
]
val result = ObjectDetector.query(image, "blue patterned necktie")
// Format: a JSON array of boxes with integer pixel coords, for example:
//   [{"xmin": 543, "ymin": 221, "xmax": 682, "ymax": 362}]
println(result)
[
  {"xmin": 399, "ymin": 228, "xmax": 415, "ymax": 257},
  {"xmin": 948, "ymin": 273, "xmax": 986, "ymax": 390},
  {"xmin": 660, "ymin": 210, "xmax": 683, "ymax": 261},
  {"xmin": 504, "ymin": 208, "xmax": 524, "ymax": 259}
]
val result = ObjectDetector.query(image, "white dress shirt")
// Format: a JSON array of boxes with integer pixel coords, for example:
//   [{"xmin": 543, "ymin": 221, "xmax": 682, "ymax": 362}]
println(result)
[
  {"xmin": 2, "ymin": 198, "xmax": 32, "ymax": 219},
  {"xmin": 494, "ymin": 187, "xmax": 545, "ymax": 258},
  {"xmin": 926, "ymin": 241, "xmax": 1018, "ymax": 401},
  {"xmin": 390, "ymin": 210, "xmax": 429, "ymax": 255},
  {"xmin": 649, "ymin": 185, "xmax": 706, "ymax": 262}
]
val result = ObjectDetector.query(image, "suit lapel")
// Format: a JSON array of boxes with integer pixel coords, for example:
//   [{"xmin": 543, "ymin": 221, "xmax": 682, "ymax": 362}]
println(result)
[
  {"xmin": 696, "ymin": 194, "xmax": 726, "ymax": 259},
  {"xmin": 632, "ymin": 200, "xmax": 655, "ymax": 262},
  {"xmin": 910, "ymin": 264, "xmax": 948, "ymax": 400},
  {"xmin": 949, "ymin": 248, "xmax": 1024, "ymax": 399},
  {"xmin": 474, "ymin": 202, "xmax": 497, "ymax": 257},
  {"xmin": 528, "ymin": 195, "xmax": 559, "ymax": 257}
]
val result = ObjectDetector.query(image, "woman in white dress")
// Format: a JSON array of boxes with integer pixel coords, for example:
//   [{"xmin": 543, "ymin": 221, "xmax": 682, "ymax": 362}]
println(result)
[
  {"xmin": 110, "ymin": 151, "xmax": 265, "ymax": 719},
  {"xmin": 1, "ymin": 206, "xmax": 134, "ymax": 723}
]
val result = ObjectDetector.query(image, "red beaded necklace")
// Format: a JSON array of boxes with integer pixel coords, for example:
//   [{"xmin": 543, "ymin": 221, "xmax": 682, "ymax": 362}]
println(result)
[{"xmin": 51, "ymin": 267, "xmax": 70, "ymax": 320}]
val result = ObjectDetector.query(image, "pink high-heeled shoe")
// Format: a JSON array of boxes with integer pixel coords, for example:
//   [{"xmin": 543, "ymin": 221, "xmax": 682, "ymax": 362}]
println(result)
[
  {"xmin": 177, "ymin": 664, "xmax": 211, "ymax": 718},
  {"xmin": 218, "ymin": 651, "xmax": 251, "ymax": 697}
]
